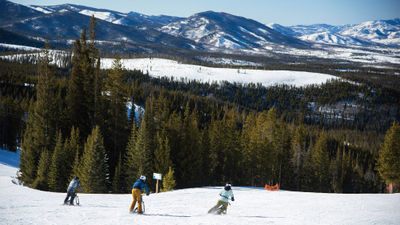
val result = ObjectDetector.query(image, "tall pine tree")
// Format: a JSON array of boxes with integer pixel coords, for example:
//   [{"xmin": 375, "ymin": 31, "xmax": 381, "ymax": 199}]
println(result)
[
  {"xmin": 32, "ymin": 150, "xmax": 51, "ymax": 190},
  {"xmin": 66, "ymin": 29, "xmax": 90, "ymax": 139},
  {"xmin": 79, "ymin": 126, "xmax": 109, "ymax": 193},
  {"xmin": 133, "ymin": 116, "xmax": 153, "ymax": 186},
  {"xmin": 48, "ymin": 132, "xmax": 69, "ymax": 192},
  {"xmin": 291, "ymin": 124, "xmax": 308, "ymax": 190},
  {"xmin": 177, "ymin": 103, "xmax": 202, "ymax": 187},
  {"xmin": 66, "ymin": 17, "xmax": 102, "ymax": 140},
  {"xmin": 103, "ymin": 55, "xmax": 129, "ymax": 180},
  {"xmin": 377, "ymin": 122, "xmax": 400, "ymax": 193},
  {"xmin": 154, "ymin": 129, "xmax": 173, "ymax": 177},
  {"xmin": 312, "ymin": 131, "xmax": 331, "ymax": 192},
  {"xmin": 123, "ymin": 122, "xmax": 139, "ymax": 192},
  {"xmin": 20, "ymin": 42, "xmax": 58, "ymax": 186}
]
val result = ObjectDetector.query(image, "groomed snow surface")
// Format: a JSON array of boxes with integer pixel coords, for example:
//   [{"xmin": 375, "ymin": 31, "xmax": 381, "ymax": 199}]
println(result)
[
  {"xmin": 1, "ymin": 149, "xmax": 399, "ymax": 225},
  {"xmin": 100, "ymin": 58, "xmax": 337, "ymax": 87}
]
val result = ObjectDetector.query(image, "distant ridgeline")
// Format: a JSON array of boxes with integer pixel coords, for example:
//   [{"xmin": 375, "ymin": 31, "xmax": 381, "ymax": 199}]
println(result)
[{"xmin": 0, "ymin": 17, "xmax": 399, "ymax": 194}]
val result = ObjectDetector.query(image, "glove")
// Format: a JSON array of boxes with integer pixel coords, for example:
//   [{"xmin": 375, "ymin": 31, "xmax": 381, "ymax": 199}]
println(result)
[{"xmin": 231, "ymin": 197, "xmax": 235, "ymax": 201}]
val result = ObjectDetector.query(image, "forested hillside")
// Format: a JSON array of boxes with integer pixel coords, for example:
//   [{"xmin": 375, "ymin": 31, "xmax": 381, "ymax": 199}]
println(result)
[{"xmin": 1, "ymin": 17, "xmax": 399, "ymax": 194}]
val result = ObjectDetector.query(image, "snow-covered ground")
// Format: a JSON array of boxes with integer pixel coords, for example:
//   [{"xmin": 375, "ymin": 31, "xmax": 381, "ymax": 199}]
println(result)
[
  {"xmin": 0, "ymin": 43, "xmax": 40, "ymax": 51},
  {"xmin": 100, "ymin": 58, "xmax": 337, "ymax": 87},
  {"xmin": 1, "ymin": 149, "xmax": 399, "ymax": 225},
  {"xmin": 274, "ymin": 45, "xmax": 400, "ymax": 65}
]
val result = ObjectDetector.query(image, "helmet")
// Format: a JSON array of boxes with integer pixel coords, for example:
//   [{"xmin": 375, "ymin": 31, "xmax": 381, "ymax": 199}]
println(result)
[
  {"xmin": 224, "ymin": 182, "xmax": 232, "ymax": 191},
  {"xmin": 75, "ymin": 176, "xmax": 79, "ymax": 180},
  {"xmin": 140, "ymin": 175, "xmax": 146, "ymax": 181}
]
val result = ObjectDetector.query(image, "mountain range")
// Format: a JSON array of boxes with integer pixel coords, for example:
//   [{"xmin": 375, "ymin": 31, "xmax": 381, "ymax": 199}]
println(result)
[
  {"xmin": 267, "ymin": 19, "xmax": 400, "ymax": 46},
  {"xmin": 0, "ymin": 0, "xmax": 399, "ymax": 59}
]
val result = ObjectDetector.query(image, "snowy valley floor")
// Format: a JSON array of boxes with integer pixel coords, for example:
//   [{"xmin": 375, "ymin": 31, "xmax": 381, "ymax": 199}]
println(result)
[{"xmin": 1, "ymin": 151, "xmax": 399, "ymax": 225}]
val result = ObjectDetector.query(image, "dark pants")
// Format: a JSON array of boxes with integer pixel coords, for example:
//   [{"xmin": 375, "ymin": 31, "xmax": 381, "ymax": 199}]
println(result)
[{"xmin": 64, "ymin": 191, "xmax": 76, "ymax": 205}]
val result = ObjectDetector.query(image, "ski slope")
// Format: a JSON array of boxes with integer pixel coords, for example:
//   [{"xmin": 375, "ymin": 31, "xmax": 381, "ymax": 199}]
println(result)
[
  {"xmin": 1, "ymin": 149, "xmax": 399, "ymax": 225},
  {"xmin": 100, "ymin": 58, "xmax": 338, "ymax": 87}
]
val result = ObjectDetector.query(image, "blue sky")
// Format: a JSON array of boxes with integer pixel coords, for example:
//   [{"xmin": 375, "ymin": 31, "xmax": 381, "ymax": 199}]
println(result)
[{"xmin": 11, "ymin": 0, "xmax": 400, "ymax": 26}]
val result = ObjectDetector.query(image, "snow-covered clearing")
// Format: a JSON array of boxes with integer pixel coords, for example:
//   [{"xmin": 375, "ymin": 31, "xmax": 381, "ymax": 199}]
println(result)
[
  {"xmin": 101, "ymin": 58, "xmax": 337, "ymax": 87},
  {"xmin": 1, "ymin": 149, "xmax": 399, "ymax": 225}
]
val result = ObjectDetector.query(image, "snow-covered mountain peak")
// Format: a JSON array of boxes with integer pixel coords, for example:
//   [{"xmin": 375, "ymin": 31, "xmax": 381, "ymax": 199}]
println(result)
[
  {"xmin": 26, "ymin": 5, "xmax": 52, "ymax": 14},
  {"xmin": 265, "ymin": 18, "xmax": 400, "ymax": 47},
  {"xmin": 159, "ymin": 11, "xmax": 307, "ymax": 50},
  {"xmin": 127, "ymin": 11, "xmax": 148, "ymax": 18},
  {"xmin": 79, "ymin": 9, "xmax": 121, "ymax": 23},
  {"xmin": 339, "ymin": 18, "xmax": 400, "ymax": 45},
  {"xmin": 299, "ymin": 31, "xmax": 366, "ymax": 46}
]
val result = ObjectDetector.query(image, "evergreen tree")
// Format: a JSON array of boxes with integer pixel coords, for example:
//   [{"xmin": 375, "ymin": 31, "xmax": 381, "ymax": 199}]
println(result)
[
  {"xmin": 20, "ymin": 43, "xmax": 58, "ymax": 186},
  {"xmin": 34, "ymin": 42, "xmax": 58, "ymax": 150},
  {"xmin": 331, "ymin": 146, "xmax": 343, "ymax": 193},
  {"xmin": 199, "ymin": 128, "xmax": 211, "ymax": 185},
  {"xmin": 19, "ymin": 111, "xmax": 39, "ymax": 185},
  {"xmin": 103, "ymin": 55, "xmax": 129, "ymax": 179},
  {"xmin": 165, "ymin": 112, "xmax": 183, "ymax": 184},
  {"xmin": 86, "ymin": 16, "xmax": 103, "ymax": 128},
  {"xmin": 133, "ymin": 116, "xmax": 153, "ymax": 185},
  {"xmin": 246, "ymin": 110, "xmax": 276, "ymax": 186},
  {"xmin": 71, "ymin": 148, "xmax": 81, "ymax": 180},
  {"xmin": 154, "ymin": 130, "xmax": 173, "ymax": 176},
  {"xmin": 302, "ymin": 141, "xmax": 315, "ymax": 191},
  {"xmin": 241, "ymin": 111, "xmax": 257, "ymax": 186},
  {"xmin": 280, "ymin": 121, "xmax": 294, "ymax": 188},
  {"xmin": 291, "ymin": 124, "xmax": 308, "ymax": 189},
  {"xmin": 66, "ymin": 127, "xmax": 81, "ymax": 180},
  {"xmin": 220, "ymin": 108, "xmax": 242, "ymax": 184},
  {"xmin": 177, "ymin": 103, "xmax": 202, "ymax": 187},
  {"xmin": 123, "ymin": 107, "xmax": 154, "ymax": 191},
  {"xmin": 161, "ymin": 167, "xmax": 176, "ymax": 192},
  {"xmin": 32, "ymin": 150, "xmax": 51, "ymax": 190},
  {"xmin": 377, "ymin": 122, "xmax": 400, "ymax": 193},
  {"xmin": 123, "ymin": 122, "xmax": 138, "ymax": 192},
  {"xmin": 80, "ymin": 126, "xmax": 109, "ymax": 193},
  {"xmin": 66, "ymin": 17, "xmax": 102, "ymax": 140},
  {"xmin": 265, "ymin": 107, "xmax": 280, "ymax": 184},
  {"xmin": 66, "ymin": 30, "xmax": 90, "ymax": 139},
  {"xmin": 208, "ymin": 118, "xmax": 224, "ymax": 184},
  {"xmin": 48, "ymin": 132, "xmax": 69, "ymax": 192},
  {"xmin": 112, "ymin": 153, "xmax": 124, "ymax": 193},
  {"xmin": 312, "ymin": 131, "xmax": 331, "ymax": 192},
  {"xmin": 341, "ymin": 149, "xmax": 353, "ymax": 193}
]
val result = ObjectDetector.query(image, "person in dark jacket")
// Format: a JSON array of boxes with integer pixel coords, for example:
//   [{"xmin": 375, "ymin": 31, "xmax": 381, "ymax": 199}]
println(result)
[
  {"xmin": 64, "ymin": 177, "xmax": 82, "ymax": 205},
  {"xmin": 129, "ymin": 175, "xmax": 150, "ymax": 214}
]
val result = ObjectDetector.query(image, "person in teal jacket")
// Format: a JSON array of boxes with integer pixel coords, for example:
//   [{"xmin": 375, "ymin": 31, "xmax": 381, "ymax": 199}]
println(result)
[
  {"xmin": 208, "ymin": 182, "xmax": 235, "ymax": 214},
  {"xmin": 129, "ymin": 175, "xmax": 150, "ymax": 214}
]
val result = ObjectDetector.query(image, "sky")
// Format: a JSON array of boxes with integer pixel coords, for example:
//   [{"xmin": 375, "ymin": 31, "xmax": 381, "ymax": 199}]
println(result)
[{"xmin": 10, "ymin": 0, "xmax": 400, "ymax": 26}]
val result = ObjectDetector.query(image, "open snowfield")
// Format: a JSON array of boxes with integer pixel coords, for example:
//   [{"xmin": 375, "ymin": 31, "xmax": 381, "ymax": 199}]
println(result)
[
  {"xmin": 1, "ymin": 149, "xmax": 399, "ymax": 225},
  {"xmin": 100, "ymin": 58, "xmax": 338, "ymax": 87},
  {"xmin": 0, "ymin": 51, "xmax": 338, "ymax": 87}
]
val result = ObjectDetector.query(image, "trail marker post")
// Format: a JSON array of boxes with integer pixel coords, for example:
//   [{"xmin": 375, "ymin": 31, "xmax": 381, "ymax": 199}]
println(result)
[{"xmin": 153, "ymin": 173, "xmax": 162, "ymax": 193}]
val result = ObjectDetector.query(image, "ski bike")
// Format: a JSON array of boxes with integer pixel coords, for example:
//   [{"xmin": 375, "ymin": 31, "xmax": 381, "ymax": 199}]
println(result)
[
  {"xmin": 133, "ymin": 194, "xmax": 145, "ymax": 213},
  {"xmin": 208, "ymin": 196, "xmax": 232, "ymax": 215},
  {"xmin": 74, "ymin": 193, "xmax": 80, "ymax": 206},
  {"xmin": 64, "ymin": 193, "xmax": 80, "ymax": 206}
]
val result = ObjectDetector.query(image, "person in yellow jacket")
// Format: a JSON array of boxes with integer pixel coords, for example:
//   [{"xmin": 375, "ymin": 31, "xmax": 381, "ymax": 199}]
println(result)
[
  {"xmin": 129, "ymin": 175, "xmax": 150, "ymax": 214},
  {"xmin": 208, "ymin": 182, "xmax": 235, "ymax": 214}
]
